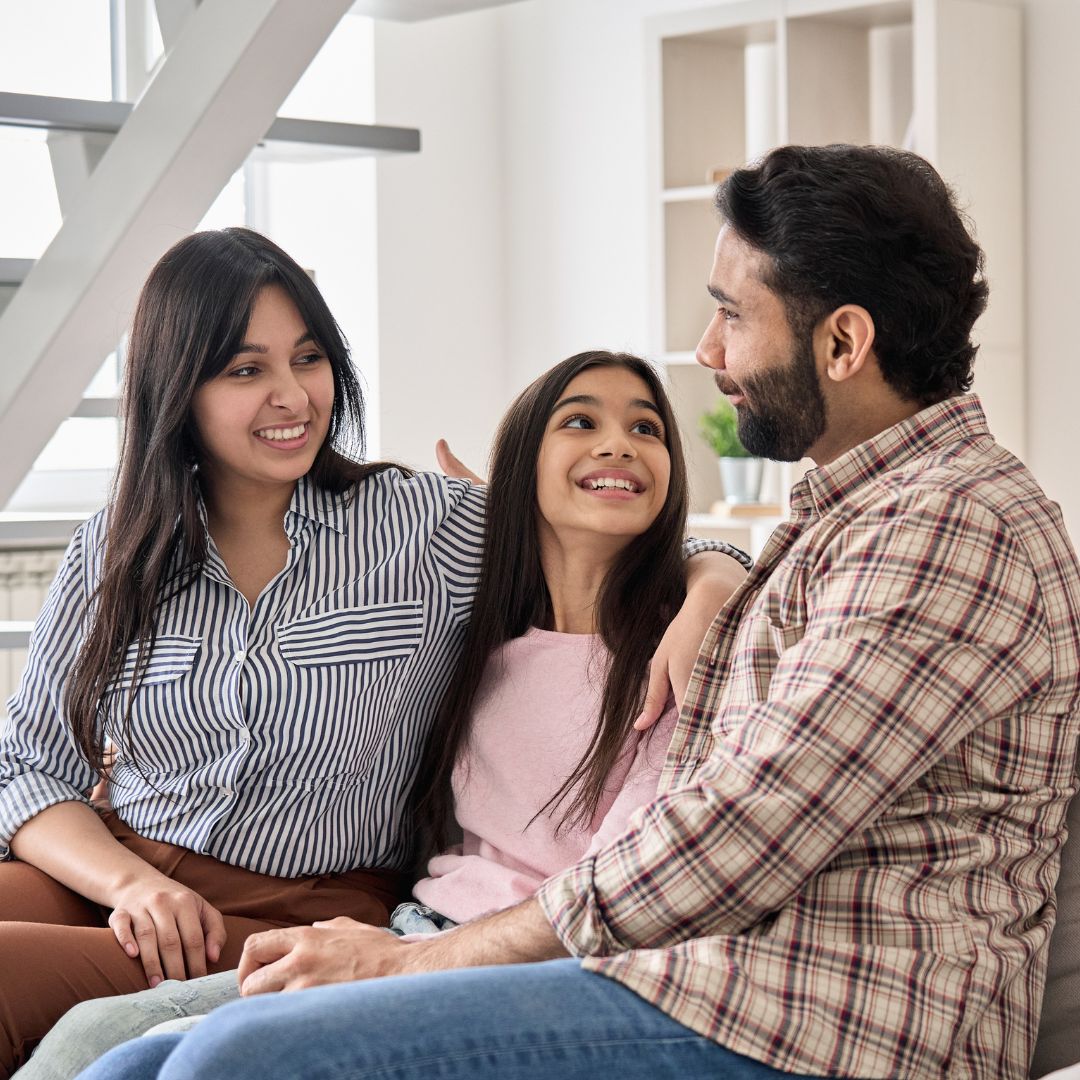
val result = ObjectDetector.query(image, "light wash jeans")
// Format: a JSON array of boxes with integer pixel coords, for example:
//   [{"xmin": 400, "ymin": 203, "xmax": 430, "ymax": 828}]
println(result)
[
  {"xmin": 16, "ymin": 904, "xmax": 453, "ymax": 1080},
  {"xmin": 73, "ymin": 958, "xmax": 825, "ymax": 1080}
]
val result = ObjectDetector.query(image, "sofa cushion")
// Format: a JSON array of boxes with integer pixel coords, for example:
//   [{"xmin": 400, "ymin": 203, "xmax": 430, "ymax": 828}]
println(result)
[{"xmin": 1032, "ymin": 779, "xmax": 1080, "ymax": 1078}]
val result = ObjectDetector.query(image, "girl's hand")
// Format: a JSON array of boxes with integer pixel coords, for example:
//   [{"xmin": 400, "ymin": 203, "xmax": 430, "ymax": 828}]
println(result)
[{"xmin": 108, "ymin": 875, "xmax": 227, "ymax": 987}]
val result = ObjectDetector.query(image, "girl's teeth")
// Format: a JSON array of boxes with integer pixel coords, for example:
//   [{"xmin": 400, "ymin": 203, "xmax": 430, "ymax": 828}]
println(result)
[{"xmin": 588, "ymin": 478, "xmax": 637, "ymax": 491}]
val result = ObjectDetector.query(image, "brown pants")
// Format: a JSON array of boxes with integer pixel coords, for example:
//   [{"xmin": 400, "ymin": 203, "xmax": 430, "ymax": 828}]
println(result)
[{"xmin": 0, "ymin": 811, "xmax": 406, "ymax": 1077}]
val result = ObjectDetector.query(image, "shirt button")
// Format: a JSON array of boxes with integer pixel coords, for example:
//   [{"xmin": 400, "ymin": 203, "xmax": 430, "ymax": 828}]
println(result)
[{"xmin": 235, "ymin": 651, "xmax": 246, "ymax": 665}]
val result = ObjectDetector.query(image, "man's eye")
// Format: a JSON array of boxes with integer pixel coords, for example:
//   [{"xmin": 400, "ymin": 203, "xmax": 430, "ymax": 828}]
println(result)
[{"xmin": 718, "ymin": 306, "xmax": 738, "ymax": 321}]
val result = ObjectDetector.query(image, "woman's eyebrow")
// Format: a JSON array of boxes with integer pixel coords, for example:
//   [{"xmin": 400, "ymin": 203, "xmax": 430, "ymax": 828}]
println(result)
[{"xmin": 234, "ymin": 332, "xmax": 316, "ymax": 355}]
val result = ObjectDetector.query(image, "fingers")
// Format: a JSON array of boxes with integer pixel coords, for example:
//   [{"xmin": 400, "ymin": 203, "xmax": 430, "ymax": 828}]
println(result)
[
  {"xmin": 172, "ymin": 904, "xmax": 209, "ymax": 980},
  {"xmin": 111, "ymin": 894, "xmax": 218, "ymax": 986},
  {"xmin": 109, "ymin": 908, "xmax": 141, "ymax": 960},
  {"xmin": 147, "ymin": 907, "xmax": 193, "ymax": 983},
  {"xmin": 435, "ymin": 439, "xmax": 486, "ymax": 485},
  {"xmin": 202, "ymin": 904, "xmax": 227, "ymax": 966},
  {"xmin": 238, "ymin": 927, "xmax": 296, "ymax": 990},
  {"xmin": 237, "ymin": 928, "xmax": 304, "ymax": 993},
  {"xmin": 240, "ymin": 957, "xmax": 291, "ymax": 997},
  {"xmin": 634, "ymin": 655, "xmax": 669, "ymax": 731},
  {"xmin": 125, "ymin": 912, "xmax": 167, "ymax": 988}
]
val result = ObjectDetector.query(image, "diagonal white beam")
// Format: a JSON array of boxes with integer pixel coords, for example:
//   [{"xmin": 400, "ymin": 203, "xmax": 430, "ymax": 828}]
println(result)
[{"xmin": 0, "ymin": 0, "xmax": 355, "ymax": 508}]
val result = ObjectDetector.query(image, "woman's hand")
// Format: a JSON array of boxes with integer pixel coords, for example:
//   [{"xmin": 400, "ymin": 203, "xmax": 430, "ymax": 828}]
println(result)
[
  {"xmin": 108, "ymin": 873, "xmax": 227, "ymax": 987},
  {"xmin": 10, "ymin": 800, "xmax": 227, "ymax": 986},
  {"xmin": 435, "ymin": 439, "xmax": 486, "ymax": 485},
  {"xmin": 635, "ymin": 551, "xmax": 748, "ymax": 730}
]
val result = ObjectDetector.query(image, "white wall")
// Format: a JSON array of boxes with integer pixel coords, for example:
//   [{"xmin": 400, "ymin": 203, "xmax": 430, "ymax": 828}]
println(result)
[
  {"xmin": 372, "ymin": 9, "xmax": 508, "ymax": 474},
  {"xmin": 1022, "ymin": 0, "xmax": 1080, "ymax": 540},
  {"xmin": 371, "ymin": 0, "xmax": 1079, "ymax": 542}
]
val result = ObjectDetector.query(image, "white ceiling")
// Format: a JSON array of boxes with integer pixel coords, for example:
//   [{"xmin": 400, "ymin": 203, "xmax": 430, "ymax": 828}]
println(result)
[{"xmin": 349, "ymin": 0, "xmax": 525, "ymax": 21}]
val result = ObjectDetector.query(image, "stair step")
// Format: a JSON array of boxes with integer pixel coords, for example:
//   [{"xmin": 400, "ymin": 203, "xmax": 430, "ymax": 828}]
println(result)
[
  {"xmin": 0, "ymin": 92, "xmax": 420, "ymax": 156},
  {"xmin": 0, "ymin": 621, "xmax": 34, "ymax": 649},
  {"xmin": 0, "ymin": 259, "xmax": 35, "ymax": 286},
  {"xmin": 72, "ymin": 397, "xmax": 120, "ymax": 419}
]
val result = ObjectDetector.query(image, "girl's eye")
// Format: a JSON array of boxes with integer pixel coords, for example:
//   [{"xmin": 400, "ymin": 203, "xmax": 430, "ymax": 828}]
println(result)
[
  {"xmin": 631, "ymin": 419, "xmax": 664, "ymax": 438},
  {"xmin": 228, "ymin": 364, "xmax": 259, "ymax": 378},
  {"xmin": 295, "ymin": 352, "xmax": 325, "ymax": 366},
  {"xmin": 561, "ymin": 414, "xmax": 594, "ymax": 430}
]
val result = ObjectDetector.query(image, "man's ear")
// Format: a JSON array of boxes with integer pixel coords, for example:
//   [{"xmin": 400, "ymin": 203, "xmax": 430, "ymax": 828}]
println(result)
[{"xmin": 818, "ymin": 305, "xmax": 876, "ymax": 384}]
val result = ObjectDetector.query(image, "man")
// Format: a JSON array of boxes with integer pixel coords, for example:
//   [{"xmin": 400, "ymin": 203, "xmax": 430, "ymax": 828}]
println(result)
[{"xmin": 87, "ymin": 145, "xmax": 1080, "ymax": 1080}]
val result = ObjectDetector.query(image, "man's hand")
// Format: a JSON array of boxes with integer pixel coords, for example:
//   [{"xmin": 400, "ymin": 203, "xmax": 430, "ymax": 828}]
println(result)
[
  {"xmin": 635, "ymin": 550, "xmax": 748, "ymax": 730},
  {"xmin": 238, "ymin": 901, "xmax": 568, "ymax": 996},
  {"xmin": 435, "ymin": 439, "xmax": 486, "ymax": 485},
  {"xmin": 238, "ymin": 917, "xmax": 407, "ymax": 995}
]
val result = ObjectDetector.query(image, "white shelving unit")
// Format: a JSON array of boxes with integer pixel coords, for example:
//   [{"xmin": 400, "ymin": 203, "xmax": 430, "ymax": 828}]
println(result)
[{"xmin": 646, "ymin": 0, "xmax": 1023, "ymax": 556}]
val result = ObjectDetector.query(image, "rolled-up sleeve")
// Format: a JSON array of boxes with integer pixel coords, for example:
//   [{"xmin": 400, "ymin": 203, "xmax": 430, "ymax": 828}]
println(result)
[
  {"xmin": 538, "ymin": 490, "xmax": 1051, "ymax": 957},
  {"xmin": 0, "ymin": 527, "xmax": 97, "ymax": 858}
]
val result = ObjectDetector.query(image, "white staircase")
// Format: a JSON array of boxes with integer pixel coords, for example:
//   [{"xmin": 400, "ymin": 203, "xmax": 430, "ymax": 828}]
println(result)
[{"xmin": 0, "ymin": 0, "xmax": 422, "ymax": 668}]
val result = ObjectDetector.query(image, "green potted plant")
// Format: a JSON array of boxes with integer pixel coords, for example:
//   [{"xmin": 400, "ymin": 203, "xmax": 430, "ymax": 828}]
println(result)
[{"xmin": 699, "ymin": 398, "xmax": 763, "ymax": 505}]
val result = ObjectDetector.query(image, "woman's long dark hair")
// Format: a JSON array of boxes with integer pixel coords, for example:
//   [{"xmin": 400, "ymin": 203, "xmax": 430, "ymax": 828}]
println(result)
[
  {"xmin": 65, "ymin": 227, "xmax": 397, "ymax": 771},
  {"xmin": 415, "ymin": 351, "xmax": 690, "ymax": 853}
]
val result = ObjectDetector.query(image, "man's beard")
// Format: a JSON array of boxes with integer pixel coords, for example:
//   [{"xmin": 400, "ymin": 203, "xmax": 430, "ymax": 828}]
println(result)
[{"xmin": 718, "ymin": 334, "xmax": 827, "ymax": 462}]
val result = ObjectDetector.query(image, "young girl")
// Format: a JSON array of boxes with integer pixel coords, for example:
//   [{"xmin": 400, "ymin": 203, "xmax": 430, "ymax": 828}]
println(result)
[
  {"xmin": 0, "ymin": 231, "xmax": 747, "ymax": 1077},
  {"xmin": 27, "ymin": 350, "xmax": 710, "ymax": 1080}
]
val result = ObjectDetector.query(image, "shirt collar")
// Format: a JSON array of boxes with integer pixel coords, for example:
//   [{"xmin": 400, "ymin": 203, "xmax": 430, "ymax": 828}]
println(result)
[
  {"xmin": 193, "ymin": 473, "xmax": 349, "ymax": 539},
  {"xmin": 791, "ymin": 393, "xmax": 991, "ymax": 519},
  {"xmin": 287, "ymin": 474, "xmax": 348, "ymax": 536}
]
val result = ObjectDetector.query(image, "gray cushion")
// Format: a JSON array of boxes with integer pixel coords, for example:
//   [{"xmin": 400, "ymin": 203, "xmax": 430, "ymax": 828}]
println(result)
[{"xmin": 1032, "ymin": 783, "xmax": 1080, "ymax": 1078}]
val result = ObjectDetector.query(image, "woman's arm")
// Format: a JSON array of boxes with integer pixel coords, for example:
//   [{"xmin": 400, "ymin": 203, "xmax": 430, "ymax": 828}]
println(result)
[{"xmin": 11, "ymin": 802, "xmax": 226, "ymax": 986}]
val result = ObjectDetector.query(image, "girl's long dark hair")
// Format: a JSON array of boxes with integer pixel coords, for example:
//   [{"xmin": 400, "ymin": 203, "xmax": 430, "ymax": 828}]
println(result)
[
  {"xmin": 415, "ymin": 351, "xmax": 689, "ymax": 853},
  {"xmin": 65, "ymin": 227, "xmax": 398, "ymax": 771}
]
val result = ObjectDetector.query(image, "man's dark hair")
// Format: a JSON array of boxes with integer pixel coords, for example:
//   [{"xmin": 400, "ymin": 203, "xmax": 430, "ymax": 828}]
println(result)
[{"xmin": 716, "ymin": 144, "xmax": 989, "ymax": 406}]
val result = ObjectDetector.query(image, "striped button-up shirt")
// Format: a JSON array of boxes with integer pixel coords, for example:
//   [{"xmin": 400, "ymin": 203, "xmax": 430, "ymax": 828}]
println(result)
[
  {"xmin": 539, "ymin": 395, "xmax": 1080, "ymax": 1079},
  {"xmin": 1, "ymin": 469, "xmax": 739, "ymax": 880},
  {"xmin": 0, "ymin": 470, "xmax": 486, "ymax": 877}
]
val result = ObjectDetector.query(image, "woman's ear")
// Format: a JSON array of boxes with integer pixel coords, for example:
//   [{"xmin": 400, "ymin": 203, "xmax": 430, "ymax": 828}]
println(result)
[{"xmin": 819, "ymin": 305, "xmax": 876, "ymax": 384}]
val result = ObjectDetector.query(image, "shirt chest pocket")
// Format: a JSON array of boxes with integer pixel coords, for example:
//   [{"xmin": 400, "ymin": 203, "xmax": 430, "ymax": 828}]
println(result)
[
  {"xmin": 106, "ymin": 634, "xmax": 202, "ymax": 693},
  {"xmin": 768, "ymin": 618, "xmax": 805, "ymax": 656},
  {"xmin": 277, "ymin": 601, "xmax": 425, "ymax": 667}
]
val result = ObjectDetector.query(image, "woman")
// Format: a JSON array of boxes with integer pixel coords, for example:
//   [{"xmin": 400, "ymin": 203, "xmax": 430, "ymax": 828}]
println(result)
[
  {"xmin": 0, "ymin": 230, "xmax": 747, "ymax": 1077},
  {"xmin": 32, "ymin": 350, "xmax": 713, "ymax": 1080}
]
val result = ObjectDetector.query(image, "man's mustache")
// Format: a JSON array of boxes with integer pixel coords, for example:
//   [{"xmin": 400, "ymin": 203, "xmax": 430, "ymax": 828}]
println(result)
[{"xmin": 713, "ymin": 375, "xmax": 742, "ymax": 397}]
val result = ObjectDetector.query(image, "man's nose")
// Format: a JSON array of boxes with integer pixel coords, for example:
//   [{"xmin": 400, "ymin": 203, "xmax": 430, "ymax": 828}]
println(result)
[{"xmin": 696, "ymin": 319, "xmax": 725, "ymax": 370}]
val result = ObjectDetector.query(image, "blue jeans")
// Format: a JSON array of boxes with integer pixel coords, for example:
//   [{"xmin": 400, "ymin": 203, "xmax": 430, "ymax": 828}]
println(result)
[
  {"xmin": 75, "ymin": 958, "xmax": 824, "ymax": 1080},
  {"xmin": 20, "ymin": 904, "xmax": 456, "ymax": 1080}
]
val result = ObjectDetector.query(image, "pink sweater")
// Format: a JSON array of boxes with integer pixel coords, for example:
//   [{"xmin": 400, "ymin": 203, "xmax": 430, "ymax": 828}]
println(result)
[{"xmin": 412, "ymin": 628, "xmax": 678, "ymax": 924}]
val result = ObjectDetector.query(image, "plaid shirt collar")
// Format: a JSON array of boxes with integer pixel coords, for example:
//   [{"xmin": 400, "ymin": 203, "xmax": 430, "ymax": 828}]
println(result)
[{"xmin": 792, "ymin": 392, "xmax": 990, "ymax": 520}]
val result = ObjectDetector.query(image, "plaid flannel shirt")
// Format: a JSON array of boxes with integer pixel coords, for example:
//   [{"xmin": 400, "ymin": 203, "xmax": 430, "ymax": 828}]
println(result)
[{"xmin": 538, "ymin": 395, "xmax": 1080, "ymax": 1078}]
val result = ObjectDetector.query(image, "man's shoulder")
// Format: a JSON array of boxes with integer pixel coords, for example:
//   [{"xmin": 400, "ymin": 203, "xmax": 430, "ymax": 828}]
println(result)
[{"xmin": 848, "ymin": 431, "xmax": 1058, "ymax": 540}]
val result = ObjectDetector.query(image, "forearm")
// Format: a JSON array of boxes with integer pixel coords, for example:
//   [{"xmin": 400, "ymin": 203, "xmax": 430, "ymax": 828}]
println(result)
[
  {"xmin": 684, "ymin": 547, "xmax": 749, "ymax": 607},
  {"xmin": 10, "ymin": 801, "xmax": 163, "ymax": 906},
  {"xmin": 396, "ymin": 900, "xmax": 568, "ymax": 976}
]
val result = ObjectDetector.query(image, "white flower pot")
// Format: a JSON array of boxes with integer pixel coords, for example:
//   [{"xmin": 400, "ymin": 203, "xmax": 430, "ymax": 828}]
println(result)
[{"xmin": 718, "ymin": 456, "xmax": 763, "ymax": 505}]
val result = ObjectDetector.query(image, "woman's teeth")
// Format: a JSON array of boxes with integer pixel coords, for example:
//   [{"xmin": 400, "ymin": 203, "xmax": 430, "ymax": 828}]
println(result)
[
  {"xmin": 586, "ymin": 477, "xmax": 639, "ymax": 492},
  {"xmin": 255, "ymin": 424, "xmax": 306, "ymax": 441}
]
